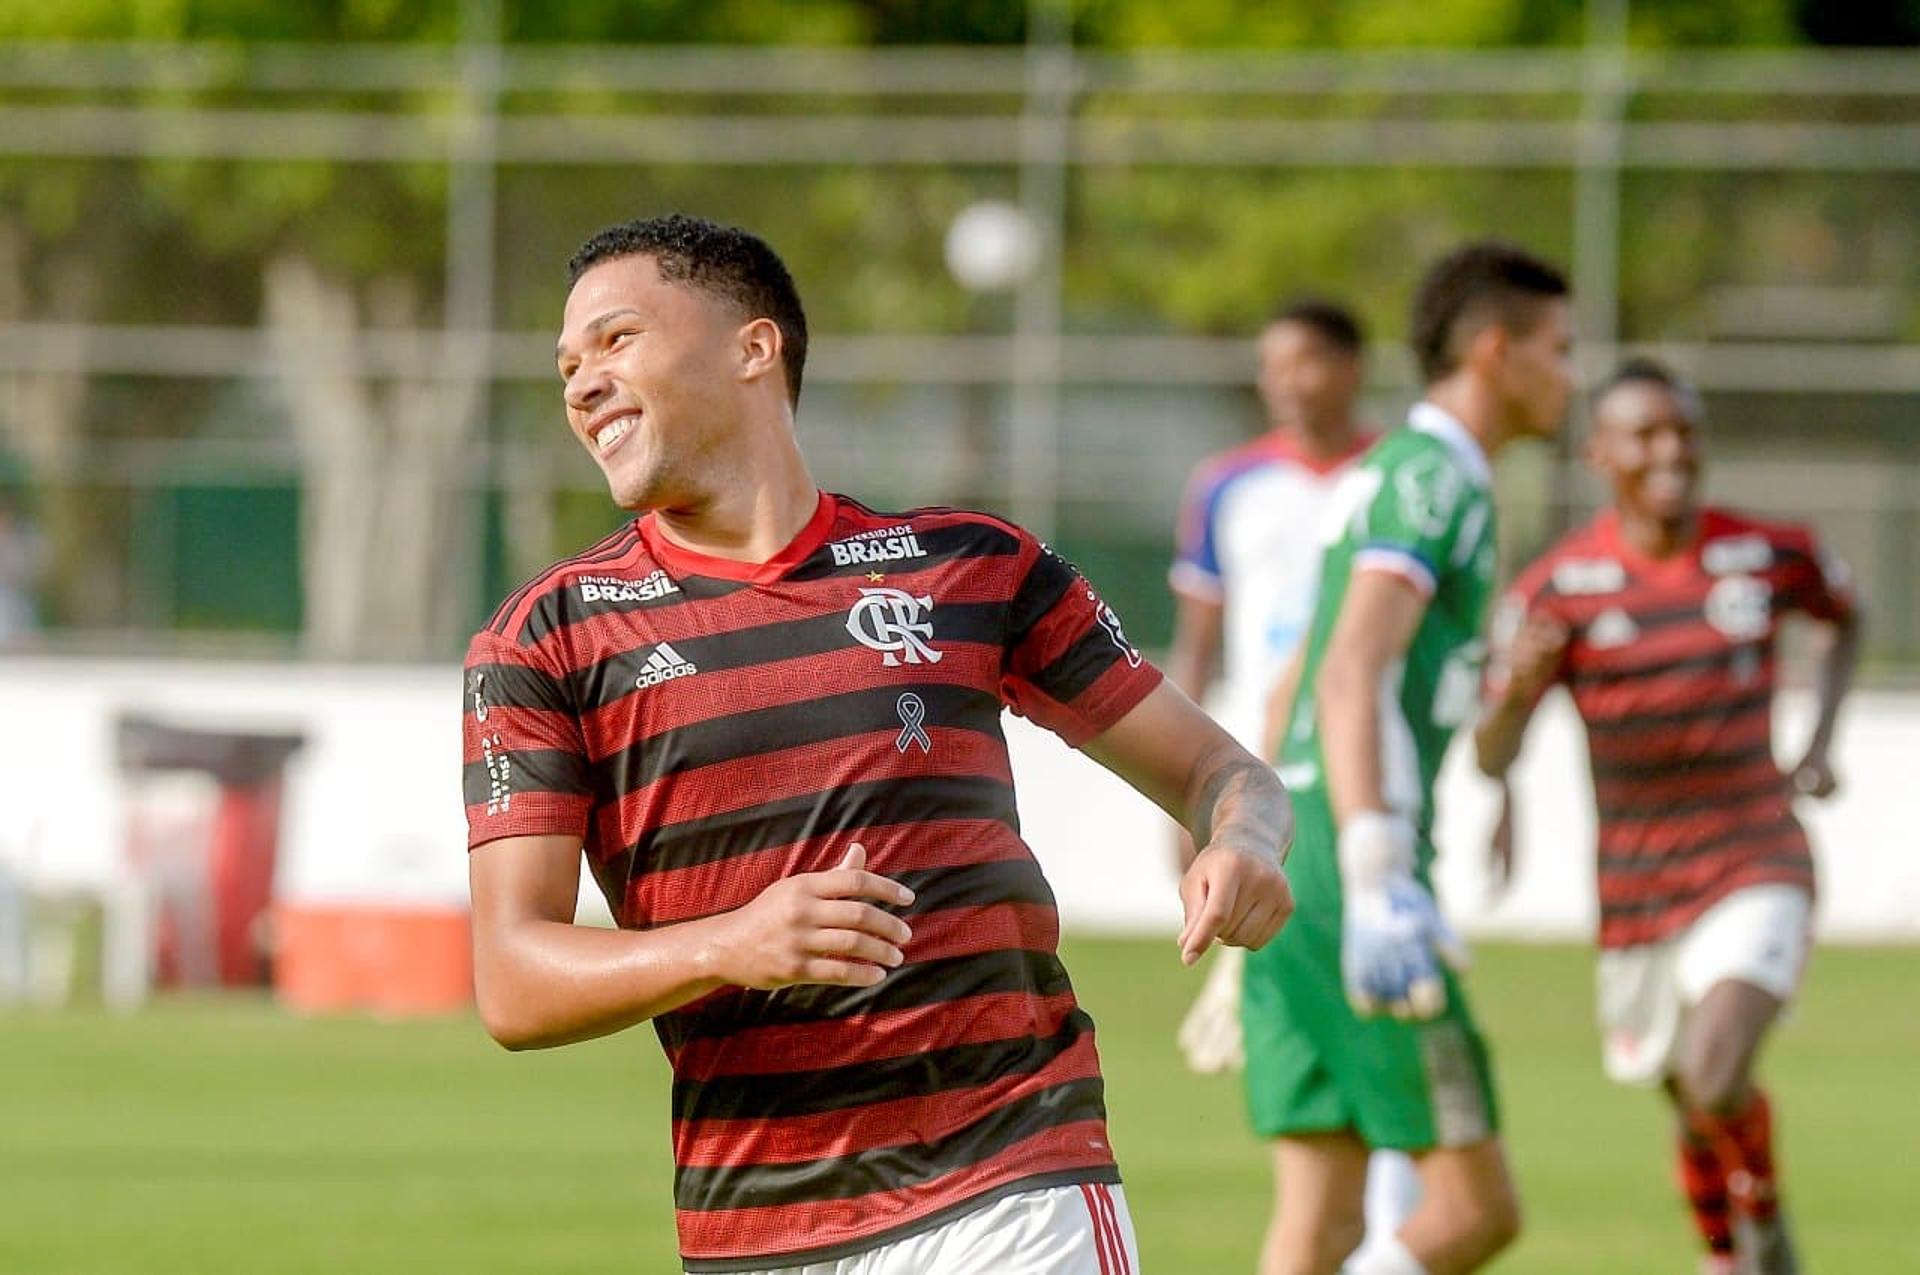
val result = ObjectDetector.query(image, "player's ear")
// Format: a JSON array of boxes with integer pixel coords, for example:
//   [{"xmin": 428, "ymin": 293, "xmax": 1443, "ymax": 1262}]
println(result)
[
  {"xmin": 1582, "ymin": 409, "xmax": 1614, "ymax": 476},
  {"xmin": 1462, "ymin": 321, "xmax": 1507, "ymax": 379},
  {"xmin": 736, "ymin": 317, "xmax": 784, "ymax": 387}
]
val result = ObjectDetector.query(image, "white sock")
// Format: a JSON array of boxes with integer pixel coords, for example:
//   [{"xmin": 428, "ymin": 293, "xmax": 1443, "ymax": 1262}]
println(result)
[
  {"xmin": 1342, "ymin": 1235, "xmax": 1428, "ymax": 1275},
  {"xmin": 1363, "ymin": 1150, "xmax": 1423, "ymax": 1236}
]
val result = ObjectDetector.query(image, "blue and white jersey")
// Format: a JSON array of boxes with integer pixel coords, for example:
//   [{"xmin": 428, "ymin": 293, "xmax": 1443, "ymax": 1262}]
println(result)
[{"xmin": 1170, "ymin": 429, "xmax": 1375, "ymax": 746}]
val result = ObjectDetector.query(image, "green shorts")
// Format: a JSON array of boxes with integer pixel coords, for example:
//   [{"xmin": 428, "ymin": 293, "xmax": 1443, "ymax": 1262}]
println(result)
[{"xmin": 1242, "ymin": 786, "xmax": 1500, "ymax": 1152}]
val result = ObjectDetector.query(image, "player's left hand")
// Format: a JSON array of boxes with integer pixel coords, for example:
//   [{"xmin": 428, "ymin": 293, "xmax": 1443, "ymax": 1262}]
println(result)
[
  {"xmin": 1504, "ymin": 612, "xmax": 1570, "ymax": 705},
  {"xmin": 1338, "ymin": 811, "xmax": 1469, "ymax": 1020},
  {"xmin": 1790, "ymin": 748, "xmax": 1839, "ymax": 799},
  {"xmin": 1343, "ymin": 875, "xmax": 1469, "ymax": 1020},
  {"xmin": 1177, "ymin": 839, "xmax": 1293, "ymax": 966}
]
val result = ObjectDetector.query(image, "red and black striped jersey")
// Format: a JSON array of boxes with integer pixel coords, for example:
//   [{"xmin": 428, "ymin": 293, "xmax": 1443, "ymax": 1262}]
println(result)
[
  {"xmin": 461, "ymin": 491, "xmax": 1161, "ymax": 1271},
  {"xmin": 1487, "ymin": 507, "xmax": 1854, "ymax": 949}
]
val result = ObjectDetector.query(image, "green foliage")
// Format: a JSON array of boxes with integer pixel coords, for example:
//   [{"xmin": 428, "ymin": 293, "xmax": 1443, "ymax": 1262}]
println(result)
[
  {"xmin": 0, "ymin": 0, "xmax": 455, "ymax": 41},
  {"xmin": 1077, "ymin": 0, "xmax": 1585, "ymax": 49},
  {"xmin": 1070, "ymin": 168, "xmax": 1575, "ymax": 339},
  {"xmin": 502, "ymin": 0, "xmax": 866, "ymax": 45},
  {"xmin": 2, "ymin": 0, "xmax": 1914, "ymax": 644}
]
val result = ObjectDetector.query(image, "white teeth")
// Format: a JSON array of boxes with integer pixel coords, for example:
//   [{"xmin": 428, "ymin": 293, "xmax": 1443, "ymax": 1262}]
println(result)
[{"xmin": 596, "ymin": 416, "xmax": 636, "ymax": 454}]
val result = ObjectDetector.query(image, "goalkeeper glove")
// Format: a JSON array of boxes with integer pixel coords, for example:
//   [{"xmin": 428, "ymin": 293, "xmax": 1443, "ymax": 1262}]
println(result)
[
  {"xmin": 1338, "ymin": 810, "xmax": 1468, "ymax": 1020},
  {"xmin": 1177, "ymin": 944, "xmax": 1245, "ymax": 1074}
]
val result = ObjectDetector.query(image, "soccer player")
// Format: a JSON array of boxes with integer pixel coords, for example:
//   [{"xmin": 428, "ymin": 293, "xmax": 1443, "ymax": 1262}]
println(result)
[
  {"xmin": 1475, "ymin": 359, "xmax": 1859, "ymax": 1275},
  {"xmin": 1253, "ymin": 241, "xmax": 1574, "ymax": 1275},
  {"xmin": 462, "ymin": 214, "xmax": 1296, "ymax": 1275},
  {"xmin": 1166, "ymin": 297, "xmax": 1375, "ymax": 754},
  {"xmin": 1163, "ymin": 298, "xmax": 1420, "ymax": 1265}
]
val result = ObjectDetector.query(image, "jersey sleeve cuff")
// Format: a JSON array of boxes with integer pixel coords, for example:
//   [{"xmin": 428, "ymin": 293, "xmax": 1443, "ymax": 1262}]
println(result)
[
  {"xmin": 1168, "ymin": 561, "xmax": 1225, "ymax": 603},
  {"xmin": 465, "ymin": 793, "xmax": 592, "ymax": 850},
  {"xmin": 1354, "ymin": 545, "xmax": 1437, "ymax": 598}
]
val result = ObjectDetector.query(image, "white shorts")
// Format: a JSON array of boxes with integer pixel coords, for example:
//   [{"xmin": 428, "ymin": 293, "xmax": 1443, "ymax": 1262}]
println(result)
[
  {"xmin": 714, "ymin": 1183, "xmax": 1140, "ymax": 1275},
  {"xmin": 1596, "ymin": 884, "xmax": 1812, "ymax": 1087}
]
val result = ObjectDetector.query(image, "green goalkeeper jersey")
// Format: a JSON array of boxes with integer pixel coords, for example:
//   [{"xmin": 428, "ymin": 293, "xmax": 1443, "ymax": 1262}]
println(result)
[{"xmin": 1276, "ymin": 403, "xmax": 1497, "ymax": 843}]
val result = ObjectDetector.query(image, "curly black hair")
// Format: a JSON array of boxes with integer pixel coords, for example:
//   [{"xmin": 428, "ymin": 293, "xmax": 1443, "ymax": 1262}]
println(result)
[
  {"xmin": 568, "ymin": 214, "xmax": 809, "ymax": 406},
  {"xmin": 1408, "ymin": 241, "xmax": 1568, "ymax": 386}
]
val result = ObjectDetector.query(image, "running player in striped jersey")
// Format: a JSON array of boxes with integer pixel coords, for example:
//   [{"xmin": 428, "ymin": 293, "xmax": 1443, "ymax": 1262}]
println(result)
[
  {"xmin": 464, "ymin": 214, "xmax": 1296, "ymax": 1275},
  {"xmin": 1475, "ymin": 359, "xmax": 1861, "ymax": 1275}
]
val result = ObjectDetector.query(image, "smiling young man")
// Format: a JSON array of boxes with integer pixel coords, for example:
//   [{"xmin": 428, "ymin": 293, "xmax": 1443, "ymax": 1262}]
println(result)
[
  {"xmin": 1253, "ymin": 241, "xmax": 1573, "ymax": 1275},
  {"xmin": 1475, "ymin": 359, "xmax": 1860, "ymax": 1275},
  {"xmin": 460, "ymin": 214, "xmax": 1296, "ymax": 1275}
]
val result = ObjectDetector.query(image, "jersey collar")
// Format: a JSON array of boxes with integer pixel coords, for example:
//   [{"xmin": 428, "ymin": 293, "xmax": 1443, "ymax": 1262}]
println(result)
[
  {"xmin": 1593, "ymin": 505, "xmax": 1725, "ymax": 578},
  {"xmin": 640, "ymin": 490, "xmax": 839, "ymax": 584},
  {"xmin": 1408, "ymin": 402, "xmax": 1493, "ymax": 489},
  {"xmin": 1251, "ymin": 426, "xmax": 1377, "ymax": 477}
]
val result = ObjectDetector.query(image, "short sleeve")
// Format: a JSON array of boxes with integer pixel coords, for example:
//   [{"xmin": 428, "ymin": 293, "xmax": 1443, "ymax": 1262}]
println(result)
[
  {"xmin": 1351, "ymin": 449, "xmax": 1479, "ymax": 599},
  {"xmin": 1003, "ymin": 534, "xmax": 1164, "ymax": 746},
  {"xmin": 1778, "ymin": 527, "xmax": 1857, "ymax": 624},
  {"xmin": 462, "ymin": 630, "xmax": 594, "ymax": 850},
  {"xmin": 1168, "ymin": 464, "xmax": 1227, "ymax": 602}
]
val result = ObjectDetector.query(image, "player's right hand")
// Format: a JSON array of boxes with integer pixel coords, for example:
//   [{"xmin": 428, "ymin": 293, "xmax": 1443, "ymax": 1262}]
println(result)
[
  {"xmin": 1504, "ymin": 612, "xmax": 1570, "ymax": 704},
  {"xmin": 705, "ymin": 843, "xmax": 915, "ymax": 991},
  {"xmin": 1337, "ymin": 812, "xmax": 1469, "ymax": 1020},
  {"xmin": 1486, "ymin": 781, "xmax": 1516, "ymax": 903}
]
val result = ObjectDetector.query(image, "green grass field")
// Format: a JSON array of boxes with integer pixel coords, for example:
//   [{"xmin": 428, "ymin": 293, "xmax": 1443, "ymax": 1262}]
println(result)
[{"xmin": 4, "ymin": 940, "xmax": 1915, "ymax": 1273}]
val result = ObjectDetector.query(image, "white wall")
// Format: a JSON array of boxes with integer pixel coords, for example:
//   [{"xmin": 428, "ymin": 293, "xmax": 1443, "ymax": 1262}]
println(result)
[{"xmin": 5, "ymin": 658, "xmax": 1916, "ymax": 942}]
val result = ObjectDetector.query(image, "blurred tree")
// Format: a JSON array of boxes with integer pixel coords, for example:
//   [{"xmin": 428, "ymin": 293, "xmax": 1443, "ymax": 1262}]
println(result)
[{"xmin": 2, "ymin": 0, "xmax": 1913, "ymax": 656}]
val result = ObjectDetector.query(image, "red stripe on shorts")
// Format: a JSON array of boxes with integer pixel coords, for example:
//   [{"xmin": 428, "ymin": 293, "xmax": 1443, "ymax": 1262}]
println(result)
[
  {"xmin": 1099, "ymin": 1184, "xmax": 1131, "ymax": 1274},
  {"xmin": 1080, "ymin": 1184, "xmax": 1114, "ymax": 1275}
]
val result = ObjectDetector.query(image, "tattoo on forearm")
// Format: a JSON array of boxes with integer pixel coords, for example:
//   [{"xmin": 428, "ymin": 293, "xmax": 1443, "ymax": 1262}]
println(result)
[{"xmin": 1191, "ymin": 754, "xmax": 1288, "ymax": 858}]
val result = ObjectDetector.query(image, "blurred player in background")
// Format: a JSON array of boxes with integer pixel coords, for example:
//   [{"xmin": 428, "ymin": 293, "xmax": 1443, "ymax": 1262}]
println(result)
[
  {"xmin": 462, "ymin": 214, "xmax": 1296, "ymax": 1275},
  {"xmin": 1254, "ymin": 242, "xmax": 1573, "ymax": 1275},
  {"xmin": 1167, "ymin": 298, "xmax": 1376, "ymax": 752},
  {"xmin": 1475, "ymin": 359, "xmax": 1860, "ymax": 1275},
  {"xmin": 1163, "ymin": 298, "xmax": 1421, "ymax": 1264}
]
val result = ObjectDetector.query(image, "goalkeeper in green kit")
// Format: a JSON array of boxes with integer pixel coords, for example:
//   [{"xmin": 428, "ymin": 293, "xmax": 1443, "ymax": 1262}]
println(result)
[{"xmin": 1247, "ymin": 243, "xmax": 1574, "ymax": 1275}]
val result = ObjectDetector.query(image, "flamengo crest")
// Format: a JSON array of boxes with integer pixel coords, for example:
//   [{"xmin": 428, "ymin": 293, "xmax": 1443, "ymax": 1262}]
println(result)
[{"xmin": 846, "ymin": 587, "xmax": 942, "ymax": 666}]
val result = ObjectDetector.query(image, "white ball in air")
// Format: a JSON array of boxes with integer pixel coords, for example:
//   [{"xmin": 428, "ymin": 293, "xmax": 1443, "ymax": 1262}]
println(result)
[{"xmin": 944, "ymin": 200, "xmax": 1040, "ymax": 292}]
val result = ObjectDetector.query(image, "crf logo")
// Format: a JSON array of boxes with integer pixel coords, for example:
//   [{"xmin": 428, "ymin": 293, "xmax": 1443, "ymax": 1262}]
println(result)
[
  {"xmin": 846, "ymin": 587, "xmax": 942, "ymax": 666},
  {"xmin": 1706, "ymin": 574, "xmax": 1771, "ymax": 641}
]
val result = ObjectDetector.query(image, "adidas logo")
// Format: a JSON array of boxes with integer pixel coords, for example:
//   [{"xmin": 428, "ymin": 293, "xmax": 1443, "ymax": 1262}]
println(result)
[{"xmin": 635, "ymin": 641, "xmax": 698, "ymax": 688}]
